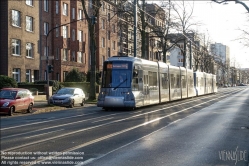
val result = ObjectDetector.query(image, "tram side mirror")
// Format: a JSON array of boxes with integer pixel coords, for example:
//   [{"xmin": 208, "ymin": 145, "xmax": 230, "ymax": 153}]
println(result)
[{"xmin": 133, "ymin": 71, "xmax": 138, "ymax": 77}]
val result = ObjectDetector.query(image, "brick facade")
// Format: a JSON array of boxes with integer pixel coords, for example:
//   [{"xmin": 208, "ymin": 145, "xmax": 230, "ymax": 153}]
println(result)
[{"xmin": 1, "ymin": 0, "xmax": 40, "ymax": 82}]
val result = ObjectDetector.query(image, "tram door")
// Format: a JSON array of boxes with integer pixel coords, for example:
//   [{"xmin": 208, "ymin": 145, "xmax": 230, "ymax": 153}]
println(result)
[{"xmin": 143, "ymin": 74, "xmax": 150, "ymax": 105}]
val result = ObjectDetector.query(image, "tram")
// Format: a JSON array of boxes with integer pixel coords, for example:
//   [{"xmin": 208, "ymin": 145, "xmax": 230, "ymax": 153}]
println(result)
[{"xmin": 97, "ymin": 56, "xmax": 217, "ymax": 110}]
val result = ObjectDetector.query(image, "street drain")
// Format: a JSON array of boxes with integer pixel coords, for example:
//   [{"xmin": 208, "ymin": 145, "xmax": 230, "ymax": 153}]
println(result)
[{"xmin": 240, "ymin": 126, "xmax": 249, "ymax": 130}]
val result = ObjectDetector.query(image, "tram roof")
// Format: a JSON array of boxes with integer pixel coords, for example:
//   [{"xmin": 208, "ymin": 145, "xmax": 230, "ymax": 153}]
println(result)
[{"xmin": 106, "ymin": 56, "xmax": 142, "ymax": 62}]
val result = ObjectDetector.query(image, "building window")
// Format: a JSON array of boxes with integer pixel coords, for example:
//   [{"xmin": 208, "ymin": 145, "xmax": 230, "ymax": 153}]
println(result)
[
  {"xmin": 62, "ymin": 26, "xmax": 68, "ymax": 38},
  {"xmin": 63, "ymin": 71, "xmax": 68, "ymax": 81},
  {"xmin": 112, "ymin": 24, "xmax": 115, "ymax": 33},
  {"xmin": 101, "ymin": 19, "xmax": 105, "ymax": 29},
  {"xmin": 72, "ymin": 29, "xmax": 75, "ymax": 41},
  {"xmin": 56, "ymin": 48, "xmax": 59, "ymax": 60},
  {"xmin": 44, "ymin": 0, "xmax": 49, "ymax": 12},
  {"xmin": 78, "ymin": 9, "xmax": 83, "ymax": 20},
  {"xmin": 55, "ymin": 24, "xmax": 59, "ymax": 37},
  {"xmin": 26, "ymin": 0, "xmax": 33, "ymax": 6},
  {"xmin": 63, "ymin": 49, "xmax": 68, "ymax": 61},
  {"xmin": 56, "ymin": 73, "xmax": 60, "ymax": 81},
  {"xmin": 72, "ymin": 8, "xmax": 75, "ymax": 19},
  {"xmin": 108, "ymin": 48, "xmax": 110, "ymax": 57},
  {"xmin": 108, "ymin": 31, "xmax": 110, "ymax": 40},
  {"xmin": 26, "ymin": 16, "xmax": 33, "ymax": 32},
  {"xmin": 12, "ymin": 10, "xmax": 21, "ymax": 27},
  {"xmin": 44, "ymin": 46, "xmax": 48, "ymax": 56},
  {"xmin": 63, "ymin": 3, "xmax": 68, "ymax": 16},
  {"xmin": 44, "ymin": 71, "xmax": 47, "ymax": 80},
  {"xmin": 102, "ymin": 56, "xmax": 105, "ymax": 66},
  {"xmin": 72, "ymin": 51, "xmax": 75, "ymax": 62},
  {"xmin": 78, "ymin": 30, "xmax": 82, "ymax": 42},
  {"xmin": 26, "ymin": 43, "xmax": 33, "ymax": 58},
  {"xmin": 56, "ymin": 1, "xmax": 59, "ymax": 14},
  {"xmin": 108, "ymin": 13, "xmax": 110, "ymax": 22},
  {"xmin": 13, "ymin": 69, "xmax": 21, "ymax": 82},
  {"xmin": 26, "ymin": 69, "xmax": 31, "ymax": 82},
  {"xmin": 112, "ymin": 41, "xmax": 116, "ymax": 50},
  {"xmin": 77, "ymin": 52, "xmax": 82, "ymax": 63},
  {"xmin": 12, "ymin": 39, "xmax": 21, "ymax": 55},
  {"xmin": 102, "ymin": 38, "xmax": 105, "ymax": 48},
  {"xmin": 83, "ymin": 53, "xmax": 86, "ymax": 63},
  {"xmin": 102, "ymin": 2, "xmax": 105, "ymax": 11},
  {"xmin": 44, "ymin": 22, "xmax": 49, "ymax": 35}
]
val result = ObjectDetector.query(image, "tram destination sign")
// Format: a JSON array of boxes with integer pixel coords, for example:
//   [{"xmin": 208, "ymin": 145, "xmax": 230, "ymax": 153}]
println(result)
[{"xmin": 107, "ymin": 63, "xmax": 128, "ymax": 69}]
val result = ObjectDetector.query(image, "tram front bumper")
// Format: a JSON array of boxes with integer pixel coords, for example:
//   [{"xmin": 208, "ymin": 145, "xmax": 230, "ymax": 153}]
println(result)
[{"xmin": 97, "ymin": 96, "xmax": 135, "ymax": 108}]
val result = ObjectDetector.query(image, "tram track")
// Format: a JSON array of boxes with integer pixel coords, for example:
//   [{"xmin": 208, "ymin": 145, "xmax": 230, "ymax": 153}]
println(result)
[
  {"xmin": 18, "ymin": 87, "xmax": 246, "ymax": 166},
  {"xmin": 1, "ymin": 88, "xmax": 244, "ymax": 154}
]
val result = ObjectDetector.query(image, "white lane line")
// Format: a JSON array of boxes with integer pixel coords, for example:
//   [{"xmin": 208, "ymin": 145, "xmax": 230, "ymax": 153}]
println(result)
[
  {"xmin": 0, "ymin": 112, "xmax": 98, "ymax": 131},
  {"xmin": 76, "ymin": 158, "xmax": 96, "ymax": 166},
  {"xmin": 1, "ymin": 91, "xmax": 225, "ymax": 139},
  {"xmin": 25, "ymin": 129, "xmax": 64, "ymax": 138},
  {"xmin": 1, "ymin": 113, "xmax": 119, "ymax": 140},
  {"xmin": 28, "ymin": 92, "xmax": 229, "ymax": 166},
  {"xmin": 1, "ymin": 88, "xmax": 241, "ymax": 131},
  {"xmin": 92, "ymin": 117, "xmax": 114, "ymax": 123},
  {"xmin": 4, "ymin": 89, "xmax": 241, "ymax": 153}
]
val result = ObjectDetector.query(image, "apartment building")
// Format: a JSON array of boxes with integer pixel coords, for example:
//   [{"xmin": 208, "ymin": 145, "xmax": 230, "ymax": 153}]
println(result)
[
  {"xmin": 117, "ymin": 2, "xmax": 165, "ymax": 61},
  {"xmin": 40, "ymin": 0, "xmax": 89, "ymax": 82},
  {"xmin": 0, "ymin": 0, "xmax": 169, "ymax": 82},
  {"xmin": 0, "ymin": 0, "xmax": 40, "ymax": 82},
  {"xmin": 146, "ymin": 3, "xmax": 165, "ymax": 62},
  {"xmin": 96, "ymin": 0, "xmax": 119, "ymax": 71}
]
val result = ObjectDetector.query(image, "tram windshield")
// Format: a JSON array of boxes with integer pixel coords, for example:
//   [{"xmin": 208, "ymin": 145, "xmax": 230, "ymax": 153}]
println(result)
[{"xmin": 102, "ymin": 61, "xmax": 132, "ymax": 88}]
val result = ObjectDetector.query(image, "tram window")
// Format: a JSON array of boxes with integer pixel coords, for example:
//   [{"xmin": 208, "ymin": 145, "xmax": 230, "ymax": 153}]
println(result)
[
  {"xmin": 181, "ymin": 75, "xmax": 186, "ymax": 88},
  {"xmin": 161, "ymin": 73, "xmax": 168, "ymax": 89},
  {"xmin": 133, "ymin": 70, "xmax": 138, "ymax": 77},
  {"xmin": 148, "ymin": 71, "xmax": 157, "ymax": 90},
  {"xmin": 176, "ymin": 75, "xmax": 180, "ymax": 88},
  {"xmin": 132, "ymin": 78, "xmax": 138, "ymax": 91},
  {"xmin": 170, "ymin": 74, "xmax": 175, "ymax": 88}
]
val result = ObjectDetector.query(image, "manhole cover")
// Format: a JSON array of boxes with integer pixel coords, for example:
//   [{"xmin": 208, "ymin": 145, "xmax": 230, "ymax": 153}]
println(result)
[{"xmin": 240, "ymin": 126, "xmax": 249, "ymax": 130}]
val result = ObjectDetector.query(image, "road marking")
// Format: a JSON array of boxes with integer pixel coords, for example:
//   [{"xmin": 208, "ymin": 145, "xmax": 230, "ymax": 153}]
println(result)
[
  {"xmin": 1, "ymin": 92, "xmax": 226, "ymax": 140},
  {"xmin": 0, "ymin": 112, "xmax": 98, "ymax": 131},
  {"xmin": 92, "ymin": 117, "xmax": 114, "ymax": 123},
  {"xmin": 26, "ymin": 92, "xmax": 230, "ymax": 166},
  {"xmin": 3, "ymin": 90, "xmax": 240, "ymax": 152},
  {"xmin": 1, "ymin": 113, "xmax": 119, "ymax": 140},
  {"xmin": 18, "ymin": 91, "xmax": 240, "ymax": 166},
  {"xmin": 25, "ymin": 129, "xmax": 64, "ymax": 138}
]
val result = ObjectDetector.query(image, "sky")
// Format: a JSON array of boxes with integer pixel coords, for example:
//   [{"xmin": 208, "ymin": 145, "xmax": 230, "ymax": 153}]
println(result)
[{"xmin": 190, "ymin": 0, "xmax": 249, "ymax": 68}]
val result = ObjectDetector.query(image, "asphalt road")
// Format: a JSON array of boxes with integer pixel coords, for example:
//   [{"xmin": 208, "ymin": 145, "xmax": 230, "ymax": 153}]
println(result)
[{"xmin": 1, "ymin": 87, "xmax": 249, "ymax": 166}]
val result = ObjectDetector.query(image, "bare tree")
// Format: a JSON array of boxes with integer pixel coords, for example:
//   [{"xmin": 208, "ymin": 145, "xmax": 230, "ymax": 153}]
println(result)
[
  {"xmin": 211, "ymin": 0, "xmax": 249, "ymax": 13},
  {"xmin": 80, "ymin": 0, "xmax": 102, "ymax": 100},
  {"xmin": 151, "ymin": 0, "xmax": 182, "ymax": 63},
  {"xmin": 171, "ymin": 0, "xmax": 201, "ymax": 67}
]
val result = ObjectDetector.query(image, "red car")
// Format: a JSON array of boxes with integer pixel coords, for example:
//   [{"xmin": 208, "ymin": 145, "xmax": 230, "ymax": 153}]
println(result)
[{"xmin": 0, "ymin": 88, "xmax": 34, "ymax": 116}]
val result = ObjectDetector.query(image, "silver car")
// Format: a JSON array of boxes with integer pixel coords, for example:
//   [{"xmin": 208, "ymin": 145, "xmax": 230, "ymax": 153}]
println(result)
[{"xmin": 49, "ymin": 87, "xmax": 85, "ymax": 108}]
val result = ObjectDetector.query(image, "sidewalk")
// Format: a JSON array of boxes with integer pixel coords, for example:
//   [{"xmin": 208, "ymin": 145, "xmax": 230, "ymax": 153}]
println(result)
[{"xmin": 32, "ymin": 95, "xmax": 97, "ymax": 114}]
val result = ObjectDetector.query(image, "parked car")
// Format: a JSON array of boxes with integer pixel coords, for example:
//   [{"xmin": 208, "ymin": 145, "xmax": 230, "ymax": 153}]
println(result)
[
  {"xmin": 238, "ymin": 83, "xmax": 247, "ymax": 86},
  {"xmin": 0, "ymin": 88, "xmax": 34, "ymax": 116},
  {"xmin": 49, "ymin": 87, "xmax": 85, "ymax": 108}
]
